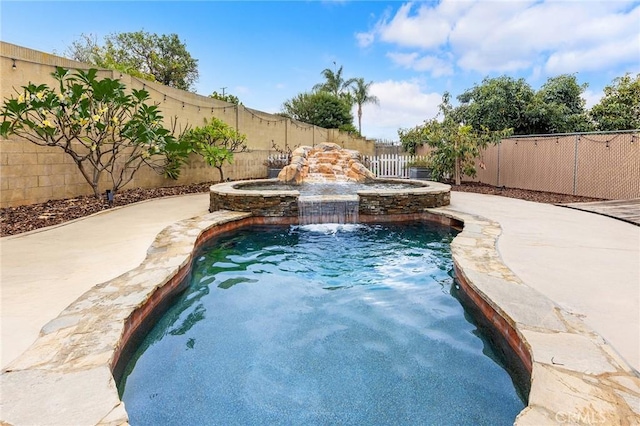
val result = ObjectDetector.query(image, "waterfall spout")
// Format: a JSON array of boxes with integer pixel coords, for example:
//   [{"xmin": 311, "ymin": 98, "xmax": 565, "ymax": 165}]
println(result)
[{"xmin": 298, "ymin": 195, "xmax": 359, "ymax": 225}]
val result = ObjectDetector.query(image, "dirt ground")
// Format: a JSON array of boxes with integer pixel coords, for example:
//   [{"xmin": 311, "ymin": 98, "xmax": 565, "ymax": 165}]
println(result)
[{"xmin": 0, "ymin": 181, "xmax": 602, "ymax": 237}]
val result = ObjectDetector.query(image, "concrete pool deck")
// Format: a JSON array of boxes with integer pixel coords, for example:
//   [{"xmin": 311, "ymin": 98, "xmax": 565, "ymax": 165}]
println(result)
[
  {"xmin": 448, "ymin": 192, "xmax": 640, "ymax": 373},
  {"xmin": 1, "ymin": 190, "xmax": 639, "ymax": 424},
  {"xmin": 1, "ymin": 193, "xmax": 212, "ymax": 367}
]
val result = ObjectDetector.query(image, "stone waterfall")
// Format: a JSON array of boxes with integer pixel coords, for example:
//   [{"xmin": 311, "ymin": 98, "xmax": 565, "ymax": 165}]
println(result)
[
  {"xmin": 277, "ymin": 143, "xmax": 374, "ymax": 224},
  {"xmin": 277, "ymin": 142, "xmax": 376, "ymax": 185}
]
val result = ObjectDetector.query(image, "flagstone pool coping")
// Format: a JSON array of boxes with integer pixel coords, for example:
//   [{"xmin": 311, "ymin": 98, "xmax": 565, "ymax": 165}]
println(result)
[{"xmin": 1, "ymin": 207, "xmax": 638, "ymax": 425}]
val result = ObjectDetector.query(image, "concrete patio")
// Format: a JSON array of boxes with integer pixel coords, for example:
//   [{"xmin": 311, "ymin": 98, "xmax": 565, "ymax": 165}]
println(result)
[{"xmin": 1, "ymin": 191, "xmax": 638, "ymax": 424}]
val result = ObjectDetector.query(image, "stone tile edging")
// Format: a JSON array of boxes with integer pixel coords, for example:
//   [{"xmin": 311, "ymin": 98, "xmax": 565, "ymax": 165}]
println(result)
[
  {"xmin": 434, "ymin": 207, "xmax": 640, "ymax": 425},
  {"xmin": 1, "ymin": 208, "xmax": 638, "ymax": 425}
]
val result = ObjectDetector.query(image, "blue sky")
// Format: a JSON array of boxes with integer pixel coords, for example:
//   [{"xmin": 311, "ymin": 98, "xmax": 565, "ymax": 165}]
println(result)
[{"xmin": 2, "ymin": 1, "xmax": 639, "ymax": 140}]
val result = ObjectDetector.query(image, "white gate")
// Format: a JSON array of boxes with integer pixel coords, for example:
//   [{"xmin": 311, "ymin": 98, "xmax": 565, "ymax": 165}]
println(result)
[{"xmin": 363, "ymin": 155, "xmax": 428, "ymax": 178}]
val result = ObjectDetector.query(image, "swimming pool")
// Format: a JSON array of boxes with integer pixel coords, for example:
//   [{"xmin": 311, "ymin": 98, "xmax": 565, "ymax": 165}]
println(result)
[{"xmin": 120, "ymin": 222, "xmax": 524, "ymax": 425}]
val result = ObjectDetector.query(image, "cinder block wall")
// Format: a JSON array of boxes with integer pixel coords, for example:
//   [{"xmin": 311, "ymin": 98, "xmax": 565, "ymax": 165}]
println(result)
[{"xmin": 0, "ymin": 42, "xmax": 375, "ymax": 207}]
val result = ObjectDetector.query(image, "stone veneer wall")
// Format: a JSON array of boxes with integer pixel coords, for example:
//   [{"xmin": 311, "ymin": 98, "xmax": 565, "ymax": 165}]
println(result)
[
  {"xmin": 358, "ymin": 187, "xmax": 451, "ymax": 215},
  {"xmin": 210, "ymin": 192, "xmax": 300, "ymax": 217},
  {"xmin": 209, "ymin": 179, "xmax": 452, "ymax": 217}
]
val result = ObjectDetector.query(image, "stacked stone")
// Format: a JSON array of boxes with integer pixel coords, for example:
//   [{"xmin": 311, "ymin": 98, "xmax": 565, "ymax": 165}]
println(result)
[
  {"xmin": 278, "ymin": 142, "xmax": 375, "ymax": 184},
  {"xmin": 359, "ymin": 190, "xmax": 451, "ymax": 215}
]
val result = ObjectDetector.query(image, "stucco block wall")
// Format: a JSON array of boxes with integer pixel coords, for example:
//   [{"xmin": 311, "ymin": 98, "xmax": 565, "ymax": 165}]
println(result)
[{"xmin": 1, "ymin": 42, "xmax": 375, "ymax": 207}]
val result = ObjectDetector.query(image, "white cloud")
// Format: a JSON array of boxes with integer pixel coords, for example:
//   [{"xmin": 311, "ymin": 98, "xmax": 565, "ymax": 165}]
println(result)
[
  {"xmin": 545, "ymin": 33, "xmax": 640, "ymax": 74},
  {"xmin": 387, "ymin": 51, "xmax": 454, "ymax": 76},
  {"xmin": 355, "ymin": 31, "xmax": 375, "ymax": 48},
  {"xmin": 359, "ymin": 1, "xmax": 640, "ymax": 77},
  {"xmin": 377, "ymin": 2, "xmax": 451, "ymax": 49},
  {"xmin": 581, "ymin": 89, "xmax": 603, "ymax": 109},
  {"xmin": 357, "ymin": 79, "xmax": 442, "ymax": 140},
  {"xmin": 413, "ymin": 56, "xmax": 453, "ymax": 77},
  {"xmin": 386, "ymin": 52, "xmax": 419, "ymax": 68},
  {"xmin": 457, "ymin": 52, "xmax": 531, "ymax": 74},
  {"xmin": 452, "ymin": 1, "xmax": 640, "ymax": 74}
]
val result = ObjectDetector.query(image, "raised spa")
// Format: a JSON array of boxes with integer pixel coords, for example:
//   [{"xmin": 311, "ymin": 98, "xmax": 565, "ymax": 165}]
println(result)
[
  {"xmin": 209, "ymin": 178, "xmax": 451, "ymax": 221},
  {"xmin": 119, "ymin": 222, "xmax": 524, "ymax": 424}
]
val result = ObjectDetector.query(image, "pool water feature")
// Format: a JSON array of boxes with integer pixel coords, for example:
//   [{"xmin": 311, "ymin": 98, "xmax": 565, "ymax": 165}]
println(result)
[
  {"xmin": 277, "ymin": 142, "xmax": 376, "ymax": 184},
  {"xmin": 298, "ymin": 195, "xmax": 359, "ymax": 224},
  {"xmin": 242, "ymin": 182, "xmax": 365, "ymax": 224},
  {"xmin": 119, "ymin": 223, "xmax": 524, "ymax": 425}
]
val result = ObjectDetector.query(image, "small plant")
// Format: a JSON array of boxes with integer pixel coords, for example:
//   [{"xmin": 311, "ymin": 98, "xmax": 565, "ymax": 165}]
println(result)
[
  {"xmin": 407, "ymin": 157, "xmax": 432, "ymax": 168},
  {"xmin": 264, "ymin": 141, "xmax": 295, "ymax": 168},
  {"xmin": 180, "ymin": 117, "xmax": 247, "ymax": 182},
  {"xmin": 162, "ymin": 117, "xmax": 192, "ymax": 180},
  {"xmin": 264, "ymin": 156, "xmax": 289, "ymax": 168}
]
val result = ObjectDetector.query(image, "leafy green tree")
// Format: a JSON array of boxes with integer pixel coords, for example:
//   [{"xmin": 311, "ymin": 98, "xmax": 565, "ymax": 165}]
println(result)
[
  {"xmin": 538, "ymin": 74, "xmax": 587, "ymax": 116},
  {"xmin": 338, "ymin": 122, "xmax": 359, "ymax": 134},
  {"xmin": 0, "ymin": 67, "xmax": 179, "ymax": 197},
  {"xmin": 590, "ymin": 73, "xmax": 640, "ymax": 130},
  {"xmin": 526, "ymin": 74, "xmax": 591, "ymax": 133},
  {"xmin": 210, "ymin": 91, "xmax": 242, "ymax": 105},
  {"xmin": 398, "ymin": 125, "xmax": 424, "ymax": 155},
  {"xmin": 64, "ymin": 33, "xmax": 101, "ymax": 65},
  {"xmin": 64, "ymin": 33, "xmax": 156, "ymax": 82},
  {"xmin": 351, "ymin": 78, "xmax": 379, "ymax": 135},
  {"xmin": 399, "ymin": 93, "xmax": 511, "ymax": 185},
  {"xmin": 180, "ymin": 117, "xmax": 247, "ymax": 182},
  {"xmin": 313, "ymin": 64, "xmax": 356, "ymax": 106},
  {"xmin": 66, "ymin": 31, "xmax": 199, "ymax": 91},
  {"xmin": 281, "ymin": 91, "xmax": 354, "ymax": 130},
  {"xmin": 457, "ymin": 76, "xmax": 535, "ymax": 134}
]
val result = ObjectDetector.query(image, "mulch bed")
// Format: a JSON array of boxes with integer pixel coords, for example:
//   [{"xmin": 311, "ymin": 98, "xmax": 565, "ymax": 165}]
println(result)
[
  {"xmin": 0, "ymin": 182, "xmax": 215, "ymax": 237},
  {"xmin": 0, "ymin": 181, "xmax": 602, "ymax": 237},
  {"xmin": 449, "ymin": 182, "xmax": 603, "ymax": 204}
]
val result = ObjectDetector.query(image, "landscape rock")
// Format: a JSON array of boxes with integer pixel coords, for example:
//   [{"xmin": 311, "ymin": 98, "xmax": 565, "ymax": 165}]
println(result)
[{"xmin": 277, "ymin": 142, "xmax": 376, "ymax": 184}]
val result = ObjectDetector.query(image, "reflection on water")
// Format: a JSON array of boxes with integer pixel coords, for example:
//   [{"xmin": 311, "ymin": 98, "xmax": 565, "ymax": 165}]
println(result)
[{"xmin": 120, "ymin": 223, "xmax": 524, "ymax": 425}]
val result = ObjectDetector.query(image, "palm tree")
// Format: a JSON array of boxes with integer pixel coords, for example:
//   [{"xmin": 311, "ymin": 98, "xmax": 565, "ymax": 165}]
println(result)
[
  {"xmin": 351, "ymin": 78, "xmax": 379, "ymax": 135},
  {"xmin": 313, "ymin": 64, "xmax": 356, "ymax": 101}
]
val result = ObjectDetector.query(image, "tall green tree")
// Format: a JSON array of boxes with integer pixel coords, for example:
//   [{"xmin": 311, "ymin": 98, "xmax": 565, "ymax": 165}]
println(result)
[
  {"xmin": 526, "ymin": 74, "xmax": 591, "ymax": 133},
  {"xmin": 0, "ymin": 67, "xmax": 180, "ymax": 197},
  {"xmin": 351, "ymin": 78, "xmax": 379, "ymax": 135},
  {"xmin": 590, "ymin": 73, "xmax": 640, "ymax": 131},
  {"xmin": 313, "ymin": 64, "xmax": 356, "ymax": 106},
  {"xmin": 400, "ymin": 93, "xmax": 511, "ymax": 185},
  {"xmin": 65, "ymin": 31, "xmax": 199, "ymax": 91},
  {"xmin": 65, "ymin": 33, "xmax": 157, "ymax": 82},
  {"xmin": 457, "ymin": 76, "xmax": 535, "ymax": 134},
  {"xmin": 281, "ymin": 91, "xmax": 354, "ymax": 130},
  {"xmin": 64, "ymin": 33, "xmax": 102, "ymax": 65}
]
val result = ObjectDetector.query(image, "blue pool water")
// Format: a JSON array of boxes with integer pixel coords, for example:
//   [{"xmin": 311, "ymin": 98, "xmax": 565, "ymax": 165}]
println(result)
[{"xmin": 120, "ymin": 223, "xmax": 524, "ymax": 425}]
